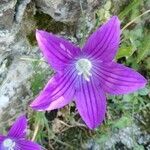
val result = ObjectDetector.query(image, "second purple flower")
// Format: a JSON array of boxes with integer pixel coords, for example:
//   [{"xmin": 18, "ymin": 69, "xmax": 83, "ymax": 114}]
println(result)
[{"xmin": 0, "ymin": 115, "xmax": 41, "ymax": 150}]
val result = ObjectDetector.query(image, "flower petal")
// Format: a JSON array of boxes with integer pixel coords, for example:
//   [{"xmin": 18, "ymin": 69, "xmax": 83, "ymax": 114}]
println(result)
[
  {"xmin": 0, "ymin": 135, "xmax": 5, "ymax": 143},
  {"xmin": 30, "ymin": 68, "xmax": 77, "ymax": 111},
  {"xmin": 8, "ymin": 115, "xmax": 27, "ymax": 138},
  {"xmin": 82, "ymin": 16, "xmax": 120, "ymax": 61},
  {"xmin": 93, "ymin": 62, "xmax": 147, "ymax": 94},
  {"xmin": 0, "ymin": 136, "xmax": 5, "ymax": 150},
  {"xmin": 17, "ymin": 139, "xmax": 41, "ymax": 150},
  {"xmin": 36, "ymin": 30, "xmax": 80, "ymax": 71},
  {"xmin": 75, "ymin": 77, "xmax": 106, "ymax": 129}
]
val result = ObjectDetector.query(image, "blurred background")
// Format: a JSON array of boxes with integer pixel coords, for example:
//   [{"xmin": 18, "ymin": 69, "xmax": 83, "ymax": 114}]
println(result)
[{"xmin": 0, "ymin": 0, "xmax": 149, "ymax": 149}]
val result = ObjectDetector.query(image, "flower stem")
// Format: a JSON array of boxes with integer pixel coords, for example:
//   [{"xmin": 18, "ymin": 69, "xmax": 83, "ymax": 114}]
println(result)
[
  {"xmin": 122, "ymin": 9, "xmax": 150, "ymax": 31},
  {"xmin": 31, "ymin": 121, "xmax": 40, "ymax": 141},
  {"xmin": 20, "ymin": 57, "xmax": 45, "ymax": 62}
]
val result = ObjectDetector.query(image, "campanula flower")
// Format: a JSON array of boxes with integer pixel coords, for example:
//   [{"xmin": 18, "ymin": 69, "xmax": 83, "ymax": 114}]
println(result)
[
  {"xmin": 30, "ymin": 16, "xmax": 147, "ymax": 129},
  {"xmin": 0, "ymin": 115, "xmax": 41, "ymax": 150}
]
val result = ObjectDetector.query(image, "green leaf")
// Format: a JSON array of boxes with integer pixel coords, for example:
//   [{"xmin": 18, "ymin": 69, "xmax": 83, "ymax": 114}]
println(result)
[
  {"xmin": 97, "ymin": 134, "xmax": 110, "ymax": 144},
  {"xmin": 116, "ymin": 45, "xmax": 133, "ymax": 59},
  {"xmin": 137, "ymin": 32, "xmax": 150, "ymax": 63},
  {"xmin": 112, "ymin": 116, "xmax": 132, "ymax": 129},
  {"xmin": 138, "ymin": 87, "xmax": 149, "ymax": 96},
  {"xmin": 119, "ymin": 0, "xmax": 142, "ymax": 19},
  {"xmin": 123, "ymin": 94, "xmax": 134, "ymax": 102},
  {"xmin": 134, "ymin": 145, "xmax": 145, "ymax": 150}
]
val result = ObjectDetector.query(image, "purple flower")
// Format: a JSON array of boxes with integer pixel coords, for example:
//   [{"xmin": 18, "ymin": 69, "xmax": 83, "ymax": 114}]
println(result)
[
  {"xmin": 0, "ymin": 115, "xmax": 41, "ymax": 150},
  {"xmin": 30, "ymin": 16, "xmax": 147, "ymax": 129}
]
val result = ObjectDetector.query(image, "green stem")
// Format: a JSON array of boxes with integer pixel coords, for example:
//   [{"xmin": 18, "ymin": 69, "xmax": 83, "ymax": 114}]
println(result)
[
  {"xmin": 122, "ymin": 9, "xmax": 150, "ymax": 31},
  {"xmin": 20, "ymin": 57, "xmax": 45, "ymax": 62}
]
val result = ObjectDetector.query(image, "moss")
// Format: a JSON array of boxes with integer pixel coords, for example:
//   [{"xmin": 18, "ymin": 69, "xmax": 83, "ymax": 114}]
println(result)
[
  {"xmin": 26, "ymin": 10, "xmax": 75, "ymax": 46},
  {"xmin": 34, "ymin": 11, "xmax": 65, "ymax": 33},
  {"xmin": 26, "ymin": 31, "xmax": 37, "ymax": 46}
]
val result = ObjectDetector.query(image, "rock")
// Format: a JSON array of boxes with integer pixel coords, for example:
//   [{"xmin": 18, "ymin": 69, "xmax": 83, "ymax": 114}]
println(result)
[
  {"xmin": 0, "ymin": 0, "xmax": 33, "ymax": 127},
  {"xmin": 0, "ymin": 8, "xmax": 15, "ymax": 30},
  {"xmin": 83, "ymin": 125, "xmax": 150, "ymax": 150},
  {"xmin": 15, "ymin": 0, "xmax": 31, "ymax": 23},
  {"xmin": 82, "ymin": 139, "xmax": 100, "ymax": 150},
  {"xmin": 87, "ymin": 0, "xmax": 102, "ymax": 10},
  {"xmin": 0, "ymin": 39, "xmax": 34, "ymax": 128},
  {"xmin": 34, "ymin": 0, "xmax": 81, "ymax": 22},
  {"xmin": 0, "ymin": 0, "xmax": 17, "ymax": 47},
  {"xmin": 0, "ymin": 0, "xmax": 31, "ymax": 46},
  {"xmin": 0, "ymin": 53, "xmax": 12, "ymax": 85},
  {"xmin": 0, "ymin": 0, "xmax": 14, "ymax": 5},
  {"xmin": 0, "ymin": 58, "xmax": 32, "ymax": 112},
  {"xmin": 34, "ymin": 0, "xmax": 101, "ymax": 22}
]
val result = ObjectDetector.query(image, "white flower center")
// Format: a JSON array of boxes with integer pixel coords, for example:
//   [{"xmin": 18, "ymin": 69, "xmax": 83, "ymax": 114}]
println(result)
[
  {"xmin": 3, "ymin": 138, "xmax": 16, "ymax": 150},
  {"xmin": 76, "ymin": 58, "xmax": 92, "ymax": 81}
]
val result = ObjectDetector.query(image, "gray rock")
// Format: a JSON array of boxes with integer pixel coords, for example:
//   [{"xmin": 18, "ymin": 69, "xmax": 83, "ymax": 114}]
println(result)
[
  {"xmin": 83, "ymin": 125, "xmax": 150, "ymax": 150},
  {"xmin": 35, "ymin": 0, "xmax": 81, "ymax": 22},
  {"xmin": 0, "ymin": 0, "xmax": 33, "ymax": 124},
  {"xmin": 0, "ymin": 37, "xmax": 34, "ymax": 123},
  {"xmin": 0, "ymin": 0, "xmax": 16, "ymax": 11},
  {"xmin": 0, "ymin": 0, "xmax": 30, "ymax": 45},
  {"xmin": 34, "ymin": 0, "xmax": 101, "ymax": 22},
  {"xmin": 15, "ymin": 0, "xmax": 31, "ymax": 23},
  {"xmin": 0, "ymin": 0, "xmax": 14, "ymax": 5},
  {"xmin": 0, "ymin": 58, "xmax": 33, "ymax": 127},
  {"xmin": 0, "ymin": 8, "xmax": 15, "ymax": 30}
]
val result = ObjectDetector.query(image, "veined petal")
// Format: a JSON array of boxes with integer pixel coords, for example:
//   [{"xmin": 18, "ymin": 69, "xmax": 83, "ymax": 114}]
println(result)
[
  {"xmin": 36, "ymin": 30, "xmax": 80, "ymax": 71},
  {"xmin": 17, "ymin": 139, "xmax": 41, "ymax": 150},
  {"xmin": 8, "ymin": 115, "xmax": 27, "ymax": 138},
  {"xmin": 30, "ymin": 68, "xmax": 77, "ymax": 111},
  {"xmin": 93, "ymin": 62, "xmax": 147, "ymax": 94},
  {"xmin": 75, "ymin": 77, "xmax": 106, "ymax": 129},
  {"xmin": 0, "ymin": 136, "xmax": 5, "ymax": 150},
  {"xmin": 0, "ymin": 135, "xmax": 5, "ymax": 143},
  {"xmin": 82, "ymin": 16, "xmax": 120, "ymax": 61},
  {"xmin": 0, "ymin": 139, "xmax": 4, "ymax": 150}
]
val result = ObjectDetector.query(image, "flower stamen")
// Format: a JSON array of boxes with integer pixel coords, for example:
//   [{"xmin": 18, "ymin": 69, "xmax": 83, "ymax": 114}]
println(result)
[
  {"xmin": 3, "ymin": 138, "xmax": 16, "ymax": 150},
  {"xmin": 76, "ymin": 58, "xmax": 92, "ymax": 81}
]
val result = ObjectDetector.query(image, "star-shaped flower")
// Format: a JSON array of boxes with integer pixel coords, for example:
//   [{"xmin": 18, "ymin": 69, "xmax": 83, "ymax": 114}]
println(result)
[
  {"xmin": 30, "ymin": 16, "xmax": 147, "ymax": 129},
  {"xmin": 0, "ymin": 115, "xmax": 41, "ymax": 150}
]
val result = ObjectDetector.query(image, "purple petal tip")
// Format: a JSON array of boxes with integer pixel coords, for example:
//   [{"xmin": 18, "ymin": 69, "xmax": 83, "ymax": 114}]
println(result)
[
  {"xmin": 29, "ymin": 101, "xmax": 37, "ymax": 109},
  {"xmin": 35, "ymin": 29, "xmax": 41, "ymax": 35}
]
